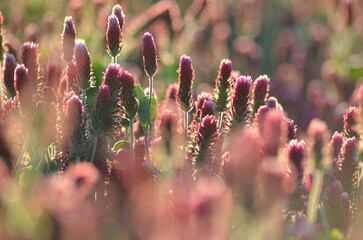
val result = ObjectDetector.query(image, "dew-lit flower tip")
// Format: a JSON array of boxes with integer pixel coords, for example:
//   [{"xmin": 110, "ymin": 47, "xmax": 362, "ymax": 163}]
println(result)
[
  {"xmin": 3, "ymin": 54, "xmax": 17, "ymax": 98},
  {"xmin": 287, "ymin": 118, "xmax": 297, "ymax": 140},
  {"xmin": 218, "ymin": 59, "xmax": 232, "ymax": 83},
  {"xmin": 201, "ymin": 100, "xmax": 215, "ymax": 118},
  {"xmin": 142, "ymin": 32, "xmax": 158, "ymax": 77},
  {"xmin": 287, "ymin": 139, "xmax": 305, "ymax": 174},
  {"xmin": 198, "ymin": 115, "xmax": 218, "ymax": 139},
  {"xmin": 21, "ymin": 42, "xmax": 39, "ymax": 84},
  {"xmin": 106, "ymin": 15, "xmax": 121, "ymax": 57},
  {"xmin": 330, "ymin": 131, "xmax": 344, "ymax": 159},
  {"xmin": 343, "ymin": 107, "xmax": 359, "ymax": 138},
  {"xmin": 177, "ymin": 55, "xmax": 195, "ymax": 112},
  {"xmin": 252, "ymin": 75, "xmax": 270, "ymax": 113},
  {"xmin": 266, "ymin": 97, "xmax": 278, "ymax": 109},
  {"xmin": 75, "ymin": 39, "xmax": 92, "ymax": 89},
  {"xmin": 112, "ymin": 4, "xmax": 125, "ymax": 33},
  {"xmin": 196, "ymin": 92, "xmax": 212, "ymax": 112},
  {"xmin": 61, "ymin": 16, "xmax": 77, "ymax": 62},
  {"xmin": 102, "ymin": 63, "xmax": 122, "ymax": 97}
]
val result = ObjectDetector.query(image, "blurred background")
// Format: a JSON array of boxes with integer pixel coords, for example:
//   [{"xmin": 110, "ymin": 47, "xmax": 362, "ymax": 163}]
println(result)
[{"xmin": 1, "ymin": 0, "xmax": 362, "ymax": 132}]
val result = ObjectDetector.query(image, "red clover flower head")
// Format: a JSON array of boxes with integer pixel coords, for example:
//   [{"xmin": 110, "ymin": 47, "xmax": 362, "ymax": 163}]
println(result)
[
  {"xmin": 61, "ymin": 16, "xmax": 77, "ymax": 63},
  {"xmin": 106, "ymin": 15, "xmax": 121, "ymax": 58},
  {"xmin": 230, "ymin": 75, "xmax": 252, "ymax": 124},
  {"xmin": 330, "ymin": 131, "xmax": 344, "ymax": 160},
  {"xmin": 74, "ymin": 39, "xmax": 92, "ymax": 90},
  {"xmin": 119, "ymin": 70, "xmax": 138, "ymax": 120},
  {"xmin": 91, "ymin": 85, "xmax": 113, "ymax": 136},
  {"xmin": 142, "ymin": 32, "xmax": 158, "ymax": 78},
  {"xmin": 102, "ymin": 63, "xmax": 122, "ymax": 98},
  {"xmin": 287, "ymin": 139, "xmax": 305, "ymax": 175},
  {"xmin": 343, "ymin": 107, "xmax": 359, "ymax": 138},
  {"xmin": 177, "ymin": 55, "xmax": 195, "ymax": 112},
  {"xmin": 21, "ymin": 42, "xmax": 39, "ymax": 86},
  {"xmin": 214, "ymin": 59, "xmax": 232, "ymax": 113}
]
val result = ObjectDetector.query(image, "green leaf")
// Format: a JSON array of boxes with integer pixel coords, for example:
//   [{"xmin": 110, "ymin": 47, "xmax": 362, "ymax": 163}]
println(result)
[
  {"xmin": 328, "ymin": 229, "xmax": 343, "ymax": 240},
  {"xmin": 138, "ymin": 97, "xmax": 150, "ymax": 125},
  {"xmin": 112, "ymin": 140, "xmax": 130, "ymax": 152},
  {"xmin": 133, "ymin": 84, "xmax": 146, "ymax": 100},
  {"xmin": 19, "ymin": 166, "xmax": 38, "ymax": 188}
]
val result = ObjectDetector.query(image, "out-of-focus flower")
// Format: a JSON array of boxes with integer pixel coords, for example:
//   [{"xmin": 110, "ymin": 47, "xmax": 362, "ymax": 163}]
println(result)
[
  {"xmin": 286, "ymin": 139, "xmax": 305, "ymax": 177},
  {"xmin": 343, "ymin": 107, "xmax": 359, "ymax": 138},
  {"xmin": 339, "ymin": 137, "xmax": 359, "ymax": 194},
  {"xmin": 61, "ymin": 16, "xmax": 76, "ymax": 63},
  {"xmin": 307, "ymin": 119, "xmax": 329, "ymax": 169},
  {"xmin": 262, "ymin": 109, "xmax": 287, "ymax": 157}
]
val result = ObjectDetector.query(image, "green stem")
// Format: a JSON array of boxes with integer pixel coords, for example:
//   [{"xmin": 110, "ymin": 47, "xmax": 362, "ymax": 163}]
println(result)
[
  {"xmin": 183, "ymin": 111, "xmax": 189, "ymax": 153},
  {"xmin": 130, "ymin": 119, "xmax": 134, "ymax": 163},
  {"xmin": 218, "ymin": 112, "xmax": 224, "ymax": 130},
  {"xmin": 354, "ymin": 163, "xmax": 363, "ymax": 210},
  {"xmin": 36, "ymin": 149, "xmax": 47, "ymax": 171},
  {"xmin": 14, "ymin": 132, "xmax": 30, "ymax": 175},
  {"xmin": 112, "ymin": 56, "xmax": 117, "ymax": 64},
  {"xmin": 307, "ymin": 169, "xmax": 324, "ymax": 223},
  {"xmin": 130, "ymin": 118, "xmax": 135, "ymax": 186},
  {"xmin": 125, "ymin": 126, "xmax": 129, "ymax": 142},
  {"xmin": 145, "ymin": 76, "xmax": 153, "ymax": 162},
  {"xmin": 76, "ymin": 156, "xmax": 81, "ymax": 164},
  {"xmin": 90, "ymin": 137, "xmax": 98, "ymax": 163}
]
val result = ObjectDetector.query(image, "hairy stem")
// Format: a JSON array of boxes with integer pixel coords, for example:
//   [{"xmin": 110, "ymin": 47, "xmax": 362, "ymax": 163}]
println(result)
[{"xmin": 90, "ymin": 137, "xmax": 98, "ymax": 163}]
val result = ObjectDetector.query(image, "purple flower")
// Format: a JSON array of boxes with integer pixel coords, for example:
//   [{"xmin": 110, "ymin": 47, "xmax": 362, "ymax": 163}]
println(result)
[
  {"xmin": 74, "ymin": 39, "xmax": 92, "ymax": 89},
  {"xmin": 177, "ymin": 55, "xmax": 195, "ymax": 112},
  {"xmin": 91, "ymin": 85, "xmax": 113, "ymax": 136},
  {"xmin": 286, "ymin": 139, "xmax": 305, "ymax": 175},
  {"xmin": 119, "ymin": 70, "xmax": 138, "ymax": 120},
  {"xmin": 339, "ymin": 137, "xmax": 359, "ymax": 194},
  {"xmin": 343, "ymin": 107, "xmax": 359, "ymax": 138},
  {"xmin": 252, "ymin": 75, "xmax": 270, "ymax": 114},
  {"xmin": 112, "ymin": 4, "xmax": 125, "ymax": 34},
  {"xmin": 142, "ymin": 32, "xmax": 158, "ymax": 77},
  {"xmin": 214, "ymin": 59, "xmax": 232, "ymax": 112},
  {"xmin": 2, "ymin": 54, "xmax": 17, "ymax": 98},
  {"xmin": 21, "ymin": 42, "xmax": 39, "ymax": 88},
  {"xmin": 230, "ymin": 75, "xmax": 252, "ymax": 125},
  {"xmin": 106, "ymin": 15, "xmax": 121, "ymax": 57}
]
